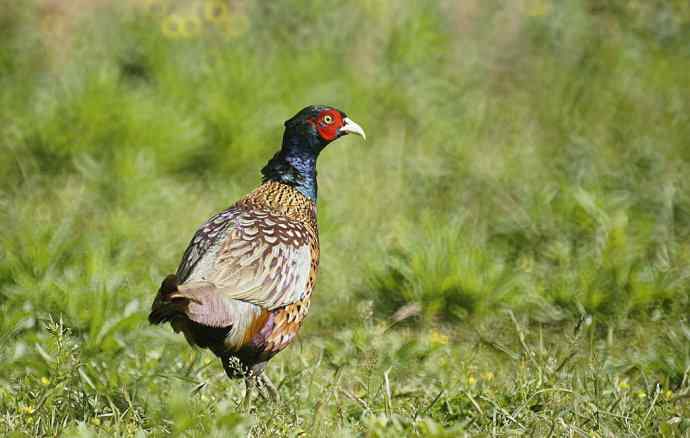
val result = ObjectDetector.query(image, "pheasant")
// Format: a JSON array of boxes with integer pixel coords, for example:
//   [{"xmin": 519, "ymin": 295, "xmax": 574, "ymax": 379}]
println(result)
[{"xmin": 148, "ymin": 105, "xmax": 365, "ymax": 406}]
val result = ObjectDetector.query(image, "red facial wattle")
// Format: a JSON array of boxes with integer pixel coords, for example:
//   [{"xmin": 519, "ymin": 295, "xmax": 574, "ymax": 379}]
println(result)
[{"xmin": 314, "ymin": 110, "xmax": 343, "ymax": 142}]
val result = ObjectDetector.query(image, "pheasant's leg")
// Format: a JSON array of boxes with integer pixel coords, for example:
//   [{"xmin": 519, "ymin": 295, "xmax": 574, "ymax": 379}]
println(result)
[
  {"xmin": 259, "ymin": 374, "xmax": 280, "ymax": 402},
  {"xmin": 242, "ymin": 376, "xmax": 255, "ymax": 411},
  {"xmin": 254, "ymin": 379, "xmax": 269, "ymax": 400}
]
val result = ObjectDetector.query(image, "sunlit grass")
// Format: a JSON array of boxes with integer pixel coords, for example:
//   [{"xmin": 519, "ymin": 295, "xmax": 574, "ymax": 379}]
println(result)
[{"xmin": 1, "ymin": 0, "xmax": 689, "ymax": 435}]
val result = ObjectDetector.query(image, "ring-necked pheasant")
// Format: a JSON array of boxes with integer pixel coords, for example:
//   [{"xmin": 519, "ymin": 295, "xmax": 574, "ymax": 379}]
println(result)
[{"xmin": 148, "ymin": 105, "xmax": 365, "ymax": 406}]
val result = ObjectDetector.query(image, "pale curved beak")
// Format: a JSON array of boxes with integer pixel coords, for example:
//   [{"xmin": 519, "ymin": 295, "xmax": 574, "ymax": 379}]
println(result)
[{"xmin": 339, "ymin": 117, "xmax": 366, "ymax": 141}]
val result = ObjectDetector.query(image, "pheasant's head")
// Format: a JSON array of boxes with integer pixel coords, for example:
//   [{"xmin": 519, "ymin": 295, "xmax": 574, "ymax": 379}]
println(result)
[
  {"xmin": 262, "ymin": 105, "xmax": 366, "ymax": 200},
  {"xmin": 283, "ymin": 105, "xmax": 366, "ymax": 154}
]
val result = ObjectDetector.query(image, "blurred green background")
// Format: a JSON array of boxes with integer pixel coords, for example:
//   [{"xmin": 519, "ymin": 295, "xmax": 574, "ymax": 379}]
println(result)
[{"xmin": 1, "ymin": 0, "xmax": 689, "ymax": 436}]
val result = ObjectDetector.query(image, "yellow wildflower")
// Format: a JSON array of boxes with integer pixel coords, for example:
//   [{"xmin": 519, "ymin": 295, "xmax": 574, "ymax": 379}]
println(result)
[
  {"xmin": 618, "ymin": 379, "xmax": 630, "ymax": 390},
  {"xmin": 19, "ymin": 405, "xmax": 35, "ymax": 415},
  {"xmin": 40, "ymin": 376, "xmax": 50, "ymax": 386},
  {"xmin": 664, "ymin": 389, "xmax": 673, "ymax": 401},
  {"xmin": 636, "ymin": 390, "xmax": 647, "ymax": 399},
  {"xmin": 480, "ymin": 371, "xmax": 495, "ymax": 382},
  {"xmin": 430, "ymin": 330, "xmax": 449, "ymax": 346},
  {"xmin": 467, "ymin": 375, "xmax": 477, "ymax": 386}
]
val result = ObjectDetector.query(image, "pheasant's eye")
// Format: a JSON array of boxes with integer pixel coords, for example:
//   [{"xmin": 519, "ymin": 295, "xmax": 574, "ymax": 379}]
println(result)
[{"xmin": 323, "ymin": 114, "xmax": 334, "ymax": 124}]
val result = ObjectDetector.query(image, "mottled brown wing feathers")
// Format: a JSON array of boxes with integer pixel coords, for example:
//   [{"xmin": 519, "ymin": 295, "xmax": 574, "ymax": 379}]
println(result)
[
  {"xmin": 174, "ymin": 205, "xmax": 312, "ymax": 311},
  {"xmin": 210, "ymin": 210, "xmax": 312, "ymax": 310},
  {"xmin": 176, "ymin": 207, "xmax": 241, "ymax": 282}
]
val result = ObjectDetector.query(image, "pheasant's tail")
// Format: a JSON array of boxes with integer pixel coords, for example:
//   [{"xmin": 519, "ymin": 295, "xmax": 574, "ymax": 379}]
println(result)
[{"xmin": 148, "ymin": 274, "xmax": 183, "ymax": 324}]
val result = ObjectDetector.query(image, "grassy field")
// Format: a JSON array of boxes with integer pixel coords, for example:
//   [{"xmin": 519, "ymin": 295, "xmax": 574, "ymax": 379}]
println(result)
[{"xmin": 1, "ymin": 0, "xmax": 689, "ymax": 436}]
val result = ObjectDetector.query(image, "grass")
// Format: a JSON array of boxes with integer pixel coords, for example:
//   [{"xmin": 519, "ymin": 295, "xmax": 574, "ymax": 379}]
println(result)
[{"xmin": 1, "ymin": 0, "xmax": 689, "ymax": 436}]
